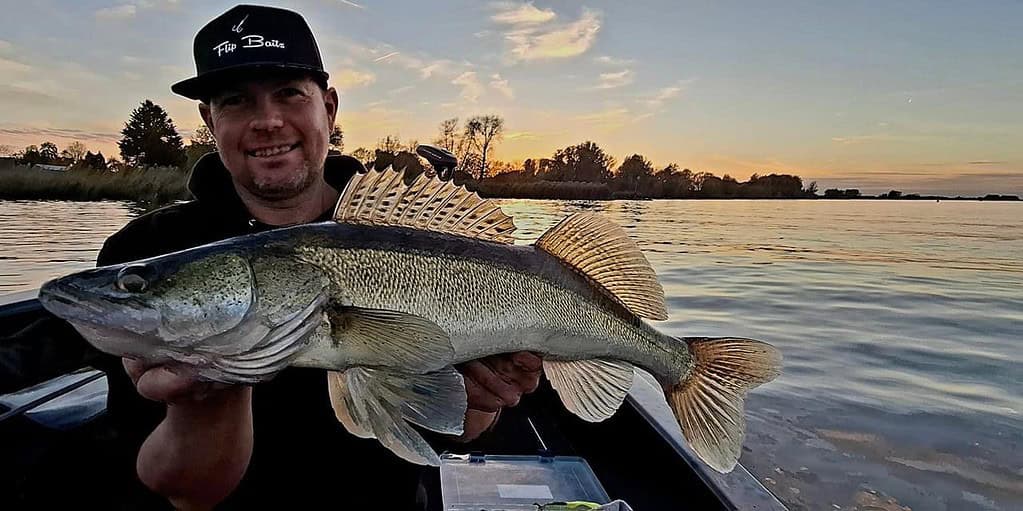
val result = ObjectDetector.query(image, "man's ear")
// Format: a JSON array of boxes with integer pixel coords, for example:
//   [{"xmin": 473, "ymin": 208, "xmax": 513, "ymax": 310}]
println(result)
[
  {"xmin": 199, "ymin": 103, "xmax": 214, "ymax": 133},
  {"xmin": 324, "ymin": 86, "xmax": 339, "ymax": 125}
]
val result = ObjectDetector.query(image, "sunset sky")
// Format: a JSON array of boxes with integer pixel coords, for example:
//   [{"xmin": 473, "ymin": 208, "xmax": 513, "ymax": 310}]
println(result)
[{"xmin": 1, "ymin": 1, "xmax": 1021, "ymax": 195}]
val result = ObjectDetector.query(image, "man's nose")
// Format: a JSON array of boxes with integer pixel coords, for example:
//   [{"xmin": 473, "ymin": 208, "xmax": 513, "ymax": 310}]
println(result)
[{"xmin": 249, "ymin": 99, "xmax": 284, "ymax": 131}]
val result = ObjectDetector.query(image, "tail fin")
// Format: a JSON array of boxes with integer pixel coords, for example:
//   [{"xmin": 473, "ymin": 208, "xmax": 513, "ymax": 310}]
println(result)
[{"xmin": 668, "ymin": 337, "xmax": 781, "ymax": 473}]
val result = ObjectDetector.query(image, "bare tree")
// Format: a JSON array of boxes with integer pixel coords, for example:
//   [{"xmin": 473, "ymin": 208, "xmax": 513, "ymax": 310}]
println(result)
[
  {"xmin": 434, "ymin": 118, "xmax": 459, "ymax": 152},
  {"xmin": 376, "ymin": 134, "xmax": 403, "ymax": 153},
  {"xmin": 463, "ymin": 115, "xmax": 504, "ymax": 180},
  {"xmin": 61, "ymin": 141, "xmax": 88, "ymax": 162},
  {"xmin": 0, "ymin": 144, "xmax": 17, "ymax": 157}
]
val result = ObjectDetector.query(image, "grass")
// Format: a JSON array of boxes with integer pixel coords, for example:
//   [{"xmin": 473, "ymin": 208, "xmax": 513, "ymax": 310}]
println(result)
[{"xmin": 0, "ymin": 162, "xmax": 190, "ymax": 205}]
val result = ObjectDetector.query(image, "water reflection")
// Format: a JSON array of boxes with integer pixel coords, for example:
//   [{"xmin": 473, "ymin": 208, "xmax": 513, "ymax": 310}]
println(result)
[
  {"xmin": 1, "ymin": 198, "xmax": 1021, "ymax": 510},
  {"xmin": 0, "ymin": 200, "xmax": 137, "ymax": 294}
]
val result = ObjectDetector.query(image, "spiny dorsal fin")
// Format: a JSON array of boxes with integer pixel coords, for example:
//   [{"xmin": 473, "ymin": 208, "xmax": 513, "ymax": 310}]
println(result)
[
  {"xmin": 334, "ymin": 165, "xmax": 517, "ymax": 244},
  {"xmin": 535, "ymin": 211, "xmax": 668, "ymax": 320}
]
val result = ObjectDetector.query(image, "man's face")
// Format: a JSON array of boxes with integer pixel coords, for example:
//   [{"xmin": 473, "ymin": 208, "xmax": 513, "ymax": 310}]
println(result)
[{"xmin": 199, "ymin": 74, "xmax": 338, "ymax": 201}]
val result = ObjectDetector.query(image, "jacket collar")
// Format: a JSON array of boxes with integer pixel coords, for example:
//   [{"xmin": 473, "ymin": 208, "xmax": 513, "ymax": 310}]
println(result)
[{"xmin": 185, "ymin": 151, "xmax": 365, "ymax": 226}]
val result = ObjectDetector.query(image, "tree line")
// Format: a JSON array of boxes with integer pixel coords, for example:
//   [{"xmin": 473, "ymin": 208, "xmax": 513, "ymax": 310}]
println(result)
[
  {"xmin": 12, "ymin": 98, "xmax": 982, "ymax": 201},
  {"xmin": 4, "ymin": 99, "xmax": 342, "ymax": 175},
  {"xmin": 344, "ymin": 118, "xmax": 815, "ymax": 199}
]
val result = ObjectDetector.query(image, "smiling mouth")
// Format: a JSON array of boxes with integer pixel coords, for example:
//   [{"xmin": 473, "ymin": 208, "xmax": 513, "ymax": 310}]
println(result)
[{"xmin": 246, "ymin": 142, "xmax": 301, "ymax": 158}]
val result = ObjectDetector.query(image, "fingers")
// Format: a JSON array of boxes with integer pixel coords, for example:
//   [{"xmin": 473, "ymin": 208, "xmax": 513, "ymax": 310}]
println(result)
[
  {"xmin": 511, "ymin": 351, "xmax": 543, "ymax": 372},
  {"xmin": 456, "ymin": 409, "xmax": 499, "ymax": 443},
  {"xmin": 123, "ymin": 358, "xmax": 148, "ymax": 385},
  {"xmin": 124, "ymin": 357, "xmax": 211, "ymax": 404},
  {"xmin": 483, "ymin": 354, "xmax": 542, "ymax": 395},
  {"xmin": 463, "ymin": 370, "xmax": 505, "ymax": 413},
  {"xmin": 462, "ymin": 359, "xmax": 524, "ymax": 409}
]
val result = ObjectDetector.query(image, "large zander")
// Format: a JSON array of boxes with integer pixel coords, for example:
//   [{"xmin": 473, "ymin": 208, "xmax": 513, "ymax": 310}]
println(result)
[{"xmin": 38, "ymin": 166, "xmax": 782, "ymax": 472}]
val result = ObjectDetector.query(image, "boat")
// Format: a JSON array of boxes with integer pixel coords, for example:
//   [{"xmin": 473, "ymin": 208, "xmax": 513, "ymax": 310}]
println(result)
[{"xmin": 0, "ymin": 288, "xmax": 788, "ymax": 510}]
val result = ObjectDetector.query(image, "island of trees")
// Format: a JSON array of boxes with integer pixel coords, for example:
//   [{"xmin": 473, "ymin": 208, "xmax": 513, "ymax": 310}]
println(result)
[{"xmin": 0, "ymin": 100, "xmax": 1018, "ymax": 205}]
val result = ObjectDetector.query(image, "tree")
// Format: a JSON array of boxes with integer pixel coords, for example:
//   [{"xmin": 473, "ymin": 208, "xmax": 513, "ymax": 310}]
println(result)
[
  {"xmin": 650, "ymin": 166, "xmax": 699, "ymax": 198},
  {"xmin": 435, "ymin": 118, "xmax": 459, "ymax": 152},
  {"xmin": 39, "ymin": 142, "xmax": 59, "ymax": 163},
  {"xmin": 463, "ymin": 115, "xmax": 504, "ymax": 180},
  {"xmin": 0, "ymin": 144, "xmax": 15, "ymax": 157},
  {"xmin": 393, "ymin": 150, "xmax": 426, "ymax": 182},
  {"xmin": 350, "ymin": 147, "xmax": 373, "ymax": 164},
  {"xmin": 741, "ymin": 173, "xmax": 804, "ymax": 198},
  {"xmin": 62, "ymin": 141, "xmax": 88, "ymax": 162},
  {"xmin": 700, "ymin": 174, "xmax": 740, "ymax": 198},
  {"xmin": 523, "ymin": 159, "xmax": 537, "ymax": 177},
  {"xmin": 616, "ymin": 154, "xmax": 655, "ymax": 192},
  {"xmin": 82, "ymin": 151, "xmax": 108, "ymax": 170},
  {"xmin": 376, "ymin": 134, "xmax": 403, "ymax": 154},
  {"xmin": 20, "ymin": 145, "xmax": 42, "ymax": 165},
  {"xmin": 118, "ymin": 99, "xmax": 186, "ymax": 167},
  {"xmin": 546, "ymin": 141, "xmax": 615, "ymax": 182},
  {"xmin": 330, "ymin": 124, "xmax": 343, "ymax": 152},
  {"xmin": 191, "ymin": 125, "xmax": 216, "ymax": 148},
  {"xmin": 184, "ymin": 125, "xmax": 218, "ymax": 171}
]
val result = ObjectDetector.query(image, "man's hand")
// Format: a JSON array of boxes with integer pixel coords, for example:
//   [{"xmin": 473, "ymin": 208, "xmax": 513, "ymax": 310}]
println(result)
[
  {"xmin": 454, "ymin": 351, "xmax": 543, "ymax": 442},
  {"xmin": 124, "ymin": 358, "xmax": 254, "ymax": 511},
  {"xmin": 123, "ymin": 358, "xmax": 225, "ymax": 404}
]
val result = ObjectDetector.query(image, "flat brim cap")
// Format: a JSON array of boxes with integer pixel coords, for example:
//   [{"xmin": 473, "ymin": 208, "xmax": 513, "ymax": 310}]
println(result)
[{"xmin": 171, "ymin": 4, "xmax": 329, "ymax": 101}]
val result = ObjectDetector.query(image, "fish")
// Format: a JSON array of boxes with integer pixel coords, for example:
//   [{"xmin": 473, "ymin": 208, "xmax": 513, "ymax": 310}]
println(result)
[{"xmin": 38, "ymin": 165, "xmax": 782, "ymax": 472}]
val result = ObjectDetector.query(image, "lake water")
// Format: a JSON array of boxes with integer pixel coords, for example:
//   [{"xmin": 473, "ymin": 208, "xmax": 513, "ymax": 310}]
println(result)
[{"xmin": 1, "ymin": 198, "xmax": 1021, "ymax": 511}]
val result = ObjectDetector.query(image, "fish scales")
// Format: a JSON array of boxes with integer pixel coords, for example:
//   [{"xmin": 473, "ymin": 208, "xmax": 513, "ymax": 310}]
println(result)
[{"xmin": 288, "ymin": 224, "xmax": 691, "ymax": 383}]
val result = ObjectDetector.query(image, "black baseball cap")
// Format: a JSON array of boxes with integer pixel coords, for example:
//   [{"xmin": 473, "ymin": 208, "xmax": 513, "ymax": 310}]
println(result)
[{"xmin": 171, "ymin": 4, "xmax": 330, "ymax": 101}]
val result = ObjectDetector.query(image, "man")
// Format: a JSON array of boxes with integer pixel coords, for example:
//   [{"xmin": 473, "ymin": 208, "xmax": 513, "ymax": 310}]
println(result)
[{"xmin": 94, "ymin": 4, "xmax": 541, "ymax": 509}]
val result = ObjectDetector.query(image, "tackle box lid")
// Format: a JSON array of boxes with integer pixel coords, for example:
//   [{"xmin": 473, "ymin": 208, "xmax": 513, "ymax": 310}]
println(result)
[{"xmin": 439, "ymin": 453, "xmax": 611, "ymax": 510}]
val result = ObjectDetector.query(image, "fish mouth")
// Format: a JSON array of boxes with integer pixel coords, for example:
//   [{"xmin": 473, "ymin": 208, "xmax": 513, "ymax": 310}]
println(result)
[
  {"xmin": 39, "ymin": 279, "xmax": 105, "ymax": 321},
  {"xmin": 38, "ymin": 277, "xmax": 152, "ymax": 331}
]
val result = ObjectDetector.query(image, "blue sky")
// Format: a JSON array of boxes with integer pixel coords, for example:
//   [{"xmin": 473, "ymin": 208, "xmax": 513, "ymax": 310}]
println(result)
[{"xmin": 1, "ymin": 0, "xmax": 1021, "ymax": 195}]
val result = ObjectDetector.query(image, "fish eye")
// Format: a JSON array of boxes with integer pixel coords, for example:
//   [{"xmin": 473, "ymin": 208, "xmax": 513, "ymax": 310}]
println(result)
[{"xmin": 116, "ymin": 266, "xmax": 149, "ymax": 293}]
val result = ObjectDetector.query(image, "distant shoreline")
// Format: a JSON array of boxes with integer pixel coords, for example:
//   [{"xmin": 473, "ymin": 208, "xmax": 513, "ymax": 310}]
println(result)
[{"xmin": 1, "ymin": 163, "xmax": 1018, "ymax": 206}]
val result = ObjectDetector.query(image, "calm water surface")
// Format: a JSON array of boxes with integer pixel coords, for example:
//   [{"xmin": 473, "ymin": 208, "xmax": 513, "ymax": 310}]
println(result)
[{"xmin": 1, "ymin": 199, "xmax": 1021, "ymax": 511}]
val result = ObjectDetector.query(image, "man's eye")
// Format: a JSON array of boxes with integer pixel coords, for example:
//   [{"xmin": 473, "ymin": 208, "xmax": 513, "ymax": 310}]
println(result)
[
  {"xmin": 279, "ymin": 87, "xmax": 304, "ymax": 98},
  {"xmin": 219, "ymin": 95, "xmax": 244, "ymax": 106}
]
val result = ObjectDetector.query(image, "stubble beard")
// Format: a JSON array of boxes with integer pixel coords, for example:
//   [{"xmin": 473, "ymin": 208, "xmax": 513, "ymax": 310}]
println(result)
[{"xmin": 248, "ymin": 159, "xmax": 320, "ymax": 201}]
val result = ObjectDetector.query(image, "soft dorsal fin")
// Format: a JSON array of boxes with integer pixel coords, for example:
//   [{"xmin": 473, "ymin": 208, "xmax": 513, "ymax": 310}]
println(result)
[
  {"xmin": 535, "ymin": 212, "xmax": 668, "ymax": 320},
  {"xmin": 333, "ymin": 165, "xmax": 517, "ymax": 244}
]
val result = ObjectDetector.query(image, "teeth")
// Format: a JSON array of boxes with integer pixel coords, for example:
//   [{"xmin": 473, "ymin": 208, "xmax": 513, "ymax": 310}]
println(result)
[{"xmin": 251, "ymin": 144, "xmax": 295, "ymax": 157}]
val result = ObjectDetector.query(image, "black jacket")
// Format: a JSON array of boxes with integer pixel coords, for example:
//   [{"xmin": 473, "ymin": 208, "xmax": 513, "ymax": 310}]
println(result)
[{"xmin": 91, "ymin": 152, "xmax": 430, "ymax": 509}]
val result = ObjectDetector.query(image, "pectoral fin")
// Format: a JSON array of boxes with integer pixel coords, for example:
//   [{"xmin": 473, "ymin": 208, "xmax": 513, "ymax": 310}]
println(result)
[
  {"xmin": 327, "ymin": 366, "xmax": 467, "ymax": 466},
  {"xmin": 544, "ymin": 358, "xmax": 635, "ymax": 422},
  {"xmin": 331, "ymin": 307, "xmax": 454, "ymax": 372}
]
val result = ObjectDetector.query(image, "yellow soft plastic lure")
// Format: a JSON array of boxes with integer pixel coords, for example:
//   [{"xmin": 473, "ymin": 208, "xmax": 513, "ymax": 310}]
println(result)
[{"xmin": 536, "ymin": 502, "xmax": 602, "ymax": 510}]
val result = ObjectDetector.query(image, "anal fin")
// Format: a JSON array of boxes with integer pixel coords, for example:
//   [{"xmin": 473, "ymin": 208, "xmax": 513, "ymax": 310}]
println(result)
[
  {"xmin": 544, "ymin": 358, "xmax": 635, "ymax": 422},
  {"xmin": 327, "ymin": 366, "xmax": 467, "ymax": 466}
]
